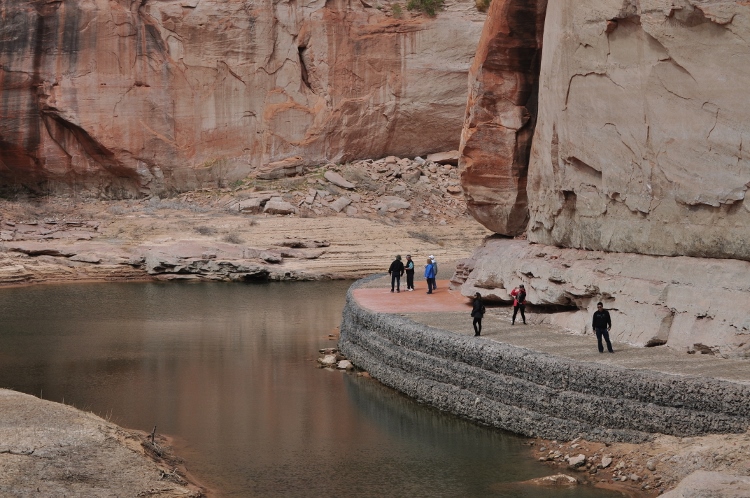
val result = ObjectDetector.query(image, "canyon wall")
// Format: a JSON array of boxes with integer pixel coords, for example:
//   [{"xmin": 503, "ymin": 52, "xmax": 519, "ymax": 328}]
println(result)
[
  {"xmin": 460, "ymin": 0, "xmax": 750, "ymax": 261},
  {"xmin": 0, "ymin": 0, "xmax": 483, "ymax": 196},
  {"xmin": 527, "ymin": 0, "xmax": 750, "ymax": 261},
  {"xmin": 457, "ymin": 0, "xmax": 750, "ymax": 353}
]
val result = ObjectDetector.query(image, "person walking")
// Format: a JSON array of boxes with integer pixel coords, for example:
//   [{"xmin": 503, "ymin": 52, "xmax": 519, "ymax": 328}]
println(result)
[
  {"xmin": 404, "ymin": 255, "xmax": 415, "ymax": 291},
  {"xmin": 388, "ymin": 255, "xmax": 405, "ymax": 293},
  {"xmin": 471, "ymin": 292, "xmax": 485, "ymax": 336},
  {"xmin": 592, "ymin": 302, "xmax": 614, "ymax": 353},
  {"xmin": 510, "ymin": 284, "xmax": 526, "ymax": 325},
  {"xmin": 424, "ymin": 258, "xmax": 436, "ymax": 294},
  {"xmin": 429, "ymin": 255, "xmax": 439, "ymax": 289}
]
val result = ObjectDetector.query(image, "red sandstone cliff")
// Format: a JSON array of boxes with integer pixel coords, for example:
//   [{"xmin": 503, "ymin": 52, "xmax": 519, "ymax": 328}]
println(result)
[{"xmin": 0, "ymin": 0, "xmax": 484, "ymax": 196}]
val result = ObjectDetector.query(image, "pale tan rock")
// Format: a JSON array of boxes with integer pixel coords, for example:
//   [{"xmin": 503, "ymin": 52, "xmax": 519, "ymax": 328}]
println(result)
[
  {"xmin": 256, "ymin": 157, "xmax": 306, "ymax": 180},
  {"xmin": 329, "ymin": 197, "xmax": 352, "ymax": 213},
  {"xmin": 426, "ymin": 151, "xmax": 460, "ymax": 165},
  {"xmin": 324, "ymin": 171, "xmax": 355, "ymax": 190},
  {"xmin": 660, "ymin": 471, "xmax": 750, "ymax": 498},
  {"xmin": 263, "ymin": 201, "xmax": 297, "ymax": 215},
  {"xmin": 523, "ymin": 474, "xmax": 578, "ymax": 487},
  {"xmin": 528, "ymin": 0, "xmax": 750, "ymax": 261}
]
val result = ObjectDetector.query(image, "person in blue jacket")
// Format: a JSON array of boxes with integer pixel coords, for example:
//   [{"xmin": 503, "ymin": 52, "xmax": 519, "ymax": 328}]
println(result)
[{"xmin": 424, "ymin": 258, "xmax": 436, "ymax": 294}]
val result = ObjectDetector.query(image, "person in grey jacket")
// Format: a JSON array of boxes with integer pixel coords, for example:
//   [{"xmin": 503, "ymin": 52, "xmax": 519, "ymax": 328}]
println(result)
[{"xmin": 429, "ymin": 255, "xmax": 438, "ymax": 289}]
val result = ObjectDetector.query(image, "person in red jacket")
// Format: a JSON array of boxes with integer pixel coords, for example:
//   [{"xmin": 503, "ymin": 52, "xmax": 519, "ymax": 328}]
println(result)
[{"xmin": 510, "ymin": 284, "xmax": 526, "ymax": 325}]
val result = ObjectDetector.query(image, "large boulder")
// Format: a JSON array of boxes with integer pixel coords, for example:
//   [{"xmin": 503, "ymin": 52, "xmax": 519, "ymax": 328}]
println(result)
[
  {"xmin": 0, "ymin": 0, "xmax": 484, "ymax": 196},
  {"xmin": 527, "ymin": 0, "xmax": 750, "ymax": 261},
  {"xmin": 458, "ymin": 0, "xmax": 548, "ymax": 236}
]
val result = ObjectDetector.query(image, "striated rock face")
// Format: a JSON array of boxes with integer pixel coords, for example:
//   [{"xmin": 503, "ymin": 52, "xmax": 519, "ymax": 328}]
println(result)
[
  {"xmin": 456, "ymin": 238, "xmax": 750, "ymax": 358},
  {"xmin": 458, "ymin": 0, "xmax": 547, "ymax": 235},
  {"xmin": 527, "ymin": 0, "xmax": 750, "ymax": 261},
  {"xmin": 0, "ymin": 0, "xmax": 483, "ymax": 196}
]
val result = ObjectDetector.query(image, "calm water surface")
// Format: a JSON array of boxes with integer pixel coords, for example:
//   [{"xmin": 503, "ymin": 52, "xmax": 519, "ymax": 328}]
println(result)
[{"xmin": 0, "ymin": 282, "xmax": 622, "ymax": 497}]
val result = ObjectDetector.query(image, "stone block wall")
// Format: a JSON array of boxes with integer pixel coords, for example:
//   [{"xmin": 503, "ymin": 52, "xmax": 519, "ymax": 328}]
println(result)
[{"xmin": 340, "ymin": 277, "xmax": 750, "ymax": 443}]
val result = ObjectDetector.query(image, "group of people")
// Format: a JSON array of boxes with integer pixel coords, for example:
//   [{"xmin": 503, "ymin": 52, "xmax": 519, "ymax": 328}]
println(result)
[
  {"xmin": 387, "ymin": 257, "xmax": 615, "ymax": 353},
  {"xmin": 388, "ymin": 255, "xmax": 439, "ymax": 293},
  {"xmin": 471, "ymin": 289, "xmax": 614, "ymax": 353},
  {"xmin": 470, "ymin": 284, "xmax": 526, "ymax": 336}
]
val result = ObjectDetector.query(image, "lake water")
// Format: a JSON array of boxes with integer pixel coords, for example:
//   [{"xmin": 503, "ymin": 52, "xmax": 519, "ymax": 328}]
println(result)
[{"xmin": 0, "ymin": 281, "xmax": 622, "ymax": 497}]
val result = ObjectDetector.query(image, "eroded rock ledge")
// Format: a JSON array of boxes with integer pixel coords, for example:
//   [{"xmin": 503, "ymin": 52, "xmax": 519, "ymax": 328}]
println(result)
[
  {"xmin": 454, "ymin": 238, "xmax": 750, "ymax": 359},
  {"xmin": 340, "ymin": 276, "xmax": 750, "ymax": 443}
]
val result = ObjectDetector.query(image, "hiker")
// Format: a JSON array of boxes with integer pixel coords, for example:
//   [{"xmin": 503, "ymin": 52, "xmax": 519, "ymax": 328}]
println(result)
[
  {"xmin": 405, "ymin": 255, "xmax": 415, "ymax": 291},
  {"xmin": 429, "ymin": 255, "xmax": 438, "ymax": 289},
  {"xmin": 592, "ymin": 301, "xmax": 614, "ymax": 353},
  {"xmin": 424, "ymin": 258, "xmax": 436, "ymax": 294},
  {"xmin": 471, "ymin": 292, "xmax": 485, "ymax": 336},
  {"xmin": 388, "ymin": 255, "xmax": 405, "ymax": 293},
  {"xmin": 510, "ymin": 284, "xmax": 526, "ymax": 325}
]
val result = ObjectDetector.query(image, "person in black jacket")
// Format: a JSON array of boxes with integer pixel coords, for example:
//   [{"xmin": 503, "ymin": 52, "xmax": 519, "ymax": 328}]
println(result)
[
  {"xmin": 471, "ymin": 292, "xmax": 485, "ymax": 336},
  {"xmin": 592, "ymin": 302, "xmax": 614, "ymax": 353},
  {"xmin": 388, "ymin": 255, "xmax": 405, "ymax": 292},
  {"xmin": 404, "ymin": 254, "xmax": 415, "ymax": 291}
]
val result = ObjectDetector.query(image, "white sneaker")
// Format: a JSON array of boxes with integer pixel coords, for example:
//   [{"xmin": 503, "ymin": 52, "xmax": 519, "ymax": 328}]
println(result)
[{"xmin": 408, "ymin": 289, "xmax": 413, "ymax": 292}]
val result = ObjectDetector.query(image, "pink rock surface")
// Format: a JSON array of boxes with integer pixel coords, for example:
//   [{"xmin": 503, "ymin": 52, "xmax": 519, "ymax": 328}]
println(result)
[{"xmin": 0, "ymin": 0, "xmax": 483, "ymax": 196}]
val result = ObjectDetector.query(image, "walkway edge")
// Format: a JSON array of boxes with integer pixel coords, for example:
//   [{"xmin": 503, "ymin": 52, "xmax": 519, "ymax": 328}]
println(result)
[{"xmin": 339, "ymin": 278, "xmax": 750, "ymax": 443}]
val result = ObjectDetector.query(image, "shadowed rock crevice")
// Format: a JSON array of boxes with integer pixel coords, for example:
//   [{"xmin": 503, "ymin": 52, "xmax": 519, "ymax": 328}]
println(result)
[{"xmin": 459, "ymin": 0, "xmax": 548, "ymax": 236}]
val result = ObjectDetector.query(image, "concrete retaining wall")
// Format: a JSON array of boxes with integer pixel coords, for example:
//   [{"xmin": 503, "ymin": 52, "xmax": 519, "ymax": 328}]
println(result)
[{"xmin": 339, "ymin": 277, "xmax": 750, "ymax": 443}]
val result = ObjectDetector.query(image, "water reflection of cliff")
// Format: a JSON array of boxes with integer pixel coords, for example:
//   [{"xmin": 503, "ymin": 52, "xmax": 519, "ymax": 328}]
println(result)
[{"xmin": 343, "ymin": 374, "xmax": 623, "ymax": 498}]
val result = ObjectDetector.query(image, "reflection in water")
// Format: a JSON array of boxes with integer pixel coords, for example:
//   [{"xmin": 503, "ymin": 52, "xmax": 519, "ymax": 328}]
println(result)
[{"xmin": 0, "ymin": 282, "xmax": 621, "ymax": 497}]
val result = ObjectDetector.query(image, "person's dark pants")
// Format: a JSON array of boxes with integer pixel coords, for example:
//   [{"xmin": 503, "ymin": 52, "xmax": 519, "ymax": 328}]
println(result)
[
  {"xmin": 406, "ymin": 271, "xmax": 414, "ymax": 290},
  {"xmin": 595, "ymin": 327, "xmax": 613, "ymax": 353},
  {"xmin": 391, "ymin": 273, "xmax": 401, "ymax": 292},
  {"xmin": 473, "ymin": 317, "xmax": 482, "ymax": 336},
  {"xmin": 512, "ymin": 304, "xmax": 526, "ymax": 324},
  {"xmin": 426, "ymin": 278, "xmax": 434, "ymax": 293}
]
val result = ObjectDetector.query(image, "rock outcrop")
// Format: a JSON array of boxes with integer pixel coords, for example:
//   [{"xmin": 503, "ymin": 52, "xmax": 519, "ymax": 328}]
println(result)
[
  {"xmin": 456, "ymin": 0, "xmax": 750, "ymax": 359},
  {"xmin": 454, "ymin": 238, "xmax": 750, "ymax": 358},
  {"xmin": 0, "ymin": 0, "xmax": 484, "ymax": 196},
  {"xmin": 460, "ymin": 1, "xmax": 750, "ymax": 261},
  {"xmin": 459, "ymin": 0, "xmax": 547, "ymax": 235},
  {"xmin": 527, "ymin": 0, "xmax": 750, "ymax": 261}
]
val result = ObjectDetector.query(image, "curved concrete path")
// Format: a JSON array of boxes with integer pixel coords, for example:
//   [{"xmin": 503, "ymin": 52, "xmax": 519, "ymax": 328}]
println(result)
[{"xmin": 355, "ymin": 275, "xmax": 750, "ymax": 385}]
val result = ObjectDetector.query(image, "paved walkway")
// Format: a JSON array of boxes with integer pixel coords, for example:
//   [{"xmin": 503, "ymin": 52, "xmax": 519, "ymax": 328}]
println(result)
[{"xmin": 355, "ymin": 276, "xmax": 750, "ymax": 385}]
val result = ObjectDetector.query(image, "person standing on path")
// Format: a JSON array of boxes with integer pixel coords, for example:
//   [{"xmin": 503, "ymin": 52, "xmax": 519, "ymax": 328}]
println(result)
[
  {"xmin": 424, "ymin": 258, "xmax": 436, "ymax": 294},
  {"xmin": 592, "ymin": 302, "xmax": 614, "ymax": 353},
  {"xmin": 404, "ymin": 255, "xmax": 415, "ymax": 291},
  {"xmin": 429, "ymin": 255, "xmax": 439, "ymax": 289},
  {"xmin": 510, "ymin": 284, "xmax": 526, "ymax": 325},
  {"xmin": 388, "ymin": 255, "xmax": 405, "ymax": 293},
  {"xmin": 471, "ymin": 292, "xmax": 485, "ymax": 336}
]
